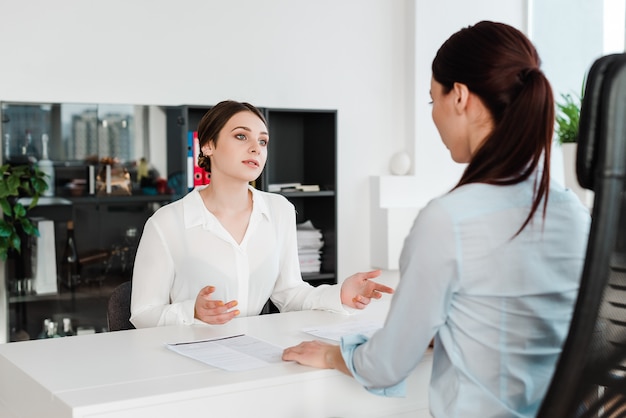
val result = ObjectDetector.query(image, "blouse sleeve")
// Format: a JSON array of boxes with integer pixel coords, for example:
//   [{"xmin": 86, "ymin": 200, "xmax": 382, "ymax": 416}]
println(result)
[
  {"xmin": 341, "ymin": 199, "xmax": 458, "ymax": 392},
  {"xmin": 130, "ymin": 217, "xmax": 196, "ymax": 328}
]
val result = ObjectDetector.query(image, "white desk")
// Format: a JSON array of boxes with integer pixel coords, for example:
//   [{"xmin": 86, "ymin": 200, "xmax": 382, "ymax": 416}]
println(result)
[{"xmin": 0, "ymin": 295, "xmax": 432, "ymax": 418}]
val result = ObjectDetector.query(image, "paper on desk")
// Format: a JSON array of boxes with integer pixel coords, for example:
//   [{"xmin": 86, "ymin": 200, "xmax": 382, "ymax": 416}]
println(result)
[
  {"xmin": 166, "ymin": 334, "xmax": 284, "ymax": 372},
  {"xmin": 302, "ymin": 320, "xmax": 383, "ymax": 342}
]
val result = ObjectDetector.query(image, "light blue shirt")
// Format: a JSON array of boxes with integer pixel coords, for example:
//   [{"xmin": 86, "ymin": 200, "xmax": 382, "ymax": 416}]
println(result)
[{"xmin": 342, "ymin": 176, "xmax": 591, "ymax": 418}]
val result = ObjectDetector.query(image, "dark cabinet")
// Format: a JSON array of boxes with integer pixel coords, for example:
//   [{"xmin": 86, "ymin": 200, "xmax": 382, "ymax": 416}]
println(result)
[{"xmin": 6, "ymin": 195, "xmax": 173, "ymax": 342}]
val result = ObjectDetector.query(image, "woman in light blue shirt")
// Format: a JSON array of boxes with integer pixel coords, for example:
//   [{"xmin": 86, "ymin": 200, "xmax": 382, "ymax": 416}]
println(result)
[{"xmin": 282, "ymin": 21, "xmax": 591, "ymax": 417}]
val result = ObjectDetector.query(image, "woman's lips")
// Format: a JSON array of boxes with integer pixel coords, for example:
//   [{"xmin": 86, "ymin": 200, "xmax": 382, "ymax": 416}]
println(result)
[{"xmin": 243, "ymin": 159, "xmax": 259, "ymax": 167}]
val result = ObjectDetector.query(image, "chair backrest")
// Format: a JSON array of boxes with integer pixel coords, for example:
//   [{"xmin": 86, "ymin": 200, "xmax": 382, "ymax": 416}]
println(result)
[
  {"xmin": 107, "ymin": 281, "xmax": 136, "ymax": 332},
  {"xmin": 537, "ymin": 53, "xmax": 626, "ymax": 417}
]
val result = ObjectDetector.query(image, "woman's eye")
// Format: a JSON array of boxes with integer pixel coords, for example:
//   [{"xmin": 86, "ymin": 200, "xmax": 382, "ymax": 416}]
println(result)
[
  {"xmin": 259, "ymin": 139, "xmax": 268, "ymax": 146},
  {"xmin": 235, "ymin": 134, "xmax": 246, "ymax": 140}
]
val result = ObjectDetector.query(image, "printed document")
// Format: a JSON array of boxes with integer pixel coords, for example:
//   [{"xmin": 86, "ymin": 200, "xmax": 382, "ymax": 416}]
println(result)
[
  {"xmin": 302, "ymin": 320, "xmax": 383, "ymax": 342},
  {"xmin": 166, "ymin": 334, "xmax": 284, "ymax": 371}
]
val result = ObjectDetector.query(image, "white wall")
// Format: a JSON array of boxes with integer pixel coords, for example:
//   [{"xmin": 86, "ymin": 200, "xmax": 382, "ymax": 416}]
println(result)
[{"xmin": 0, "ymin": 0, "xmax": 529, "ymax": 281}]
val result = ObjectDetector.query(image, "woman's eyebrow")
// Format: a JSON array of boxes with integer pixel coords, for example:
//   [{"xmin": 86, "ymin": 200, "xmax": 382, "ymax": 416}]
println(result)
[{"xmin": 231, "ymin": 126, "xmax": 269, "ymax": 136}]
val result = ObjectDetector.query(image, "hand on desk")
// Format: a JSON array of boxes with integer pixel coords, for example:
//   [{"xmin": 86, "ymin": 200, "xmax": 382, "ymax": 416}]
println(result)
[
  {"xmin": 340, "ymin": 269, "xmax": 394, "ymax": 309},
  {"xmin": 282, "ymin": 340, "xmax": 351, "ymax": 376},
  {"xmin": 194, "ymin": 285, "xmax": 240, "ymax": 325}
]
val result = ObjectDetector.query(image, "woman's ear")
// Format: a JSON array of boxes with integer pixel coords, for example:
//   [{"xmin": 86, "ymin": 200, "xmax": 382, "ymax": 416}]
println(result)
[
  {"xmin": 202, "ymin": 140, "xmax": 214, "ymax": 156},
  {"xmin": 452, "ymin": 82, "xmax": 470, "ymax": 114}
]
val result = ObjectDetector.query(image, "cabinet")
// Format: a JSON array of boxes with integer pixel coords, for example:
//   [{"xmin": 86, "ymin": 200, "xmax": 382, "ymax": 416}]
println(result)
[
  {"xmin": 2, "ymin": 102, "xmax": 338, "ymax": 342},
  {"xmin": 2, "ymin": 102, "xmax": 175, "ymax": 342}
]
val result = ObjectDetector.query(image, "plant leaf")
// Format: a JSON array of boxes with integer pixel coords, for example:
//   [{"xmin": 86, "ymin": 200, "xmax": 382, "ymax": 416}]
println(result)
[
  {"xmin": 13, "ymin": 202, "xmax": 26, "ymax": 218},
  {"xmin": 0, "ymin": 219, "xmax": 13, "ymax": 238},
  {"xmin": 0, "ymin": 197, "xmax": 12, "ymax": 217}
]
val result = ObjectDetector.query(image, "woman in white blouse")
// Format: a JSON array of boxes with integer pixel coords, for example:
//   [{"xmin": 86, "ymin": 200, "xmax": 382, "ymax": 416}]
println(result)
[
  {"xmin": 282, "ymin": 21, "xmax": 591, "ymax": 418},
  {"xmin": 130, "ymin": 100, "xmax": 393, "ymax": 328}
]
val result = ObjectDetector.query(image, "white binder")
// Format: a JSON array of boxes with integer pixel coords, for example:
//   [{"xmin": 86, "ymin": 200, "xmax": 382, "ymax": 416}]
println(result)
[{"xmin": 33, "ymin": 219, "xmax": 58, "ymax": 295}]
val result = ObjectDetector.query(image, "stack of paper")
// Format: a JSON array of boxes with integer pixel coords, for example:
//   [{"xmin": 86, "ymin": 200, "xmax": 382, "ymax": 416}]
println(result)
[
  {"xmin": 296, "ymin": 220, "xmax": 323, "ymax": 274},
  {"xmin": 268, "ymin": 183, "xmax": 321, "ymax": 192}
]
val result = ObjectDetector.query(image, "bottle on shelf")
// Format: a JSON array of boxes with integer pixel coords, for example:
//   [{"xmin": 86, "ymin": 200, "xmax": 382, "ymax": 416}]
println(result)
[
  {"xmin": 3, "ymin": 133, "xmax": 10, "ymax": 163},
  {"xmin": 60, "ymin": 318, "xmax": 74, "ymax": 337},
  {"xmin": 46, "ymin": 321, "xmax": 60, "ymax": 338},
  {"xmin": 22, "ymin": 130, "xmax": 39, "ymax": 161},
  {"xmin": 37, "ymin": 318, "xmax": 52, "ymax": 339},
  {"xmin": 38, "ymin": 133, "xmax": 55, "ymax": 197},
  {"xmin": 60, "ymin": 220, "xmax": 81, "ymax": 290}
]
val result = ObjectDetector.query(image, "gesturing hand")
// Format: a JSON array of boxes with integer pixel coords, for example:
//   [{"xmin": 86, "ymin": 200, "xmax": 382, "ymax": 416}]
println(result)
[
  {"xmin": 340, "ymin": 269, "xmax": 394, "ymax": 309},
  {"xmin": 194, "ymin": 286, "xmax": 240, "ymax": 325}
]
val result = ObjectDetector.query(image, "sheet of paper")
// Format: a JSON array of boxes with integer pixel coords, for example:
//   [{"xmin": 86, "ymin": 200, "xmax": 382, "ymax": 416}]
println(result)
[
  {"xmin": 166, "ymin": 334, "xmax": 284, "ymax": 372},
  {"xmin": 302, "ymin": 320, "xmax": 383, "ymax": 342}
]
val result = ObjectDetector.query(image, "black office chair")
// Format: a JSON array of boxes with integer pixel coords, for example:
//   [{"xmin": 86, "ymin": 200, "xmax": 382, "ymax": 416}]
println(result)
[
  {"xmin": 537, "ymin": 53, "xmax": 626, "ymax": 417},
  {"xmin": 107, "ymin": 281, "xmax": 136, "ymax": 332}
]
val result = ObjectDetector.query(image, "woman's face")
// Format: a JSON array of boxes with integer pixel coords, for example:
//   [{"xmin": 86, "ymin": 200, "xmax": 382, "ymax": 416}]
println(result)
[
  {"xmin": 203, "ymin": 111, "xmax": 269, "ymax": 182},
  {"xmin": 430, "ymin": 77, "xmax": 472, "ymax": 164}
]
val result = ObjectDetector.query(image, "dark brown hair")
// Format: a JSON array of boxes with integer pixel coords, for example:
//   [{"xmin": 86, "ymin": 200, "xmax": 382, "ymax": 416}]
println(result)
[
  {"xmin": 432, "ymin": 21, "xmax": 554, "ymax": 234},
  {"xmin": 196, "ymin": 100, "xmax": 267, "ymax": 172}
]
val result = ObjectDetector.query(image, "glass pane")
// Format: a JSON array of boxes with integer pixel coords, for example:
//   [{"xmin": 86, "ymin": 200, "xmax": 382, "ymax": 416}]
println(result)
[
  {"xmin": 97, "ymin": 104, "xmax": 135, "ymax": 164},
  {"xmin": 2, "ymin": 102, "xmax": 53, "ymax": 164},
  {"xmin": 61, "ymin": 103, "xmax": 98, "ymax": 162}
]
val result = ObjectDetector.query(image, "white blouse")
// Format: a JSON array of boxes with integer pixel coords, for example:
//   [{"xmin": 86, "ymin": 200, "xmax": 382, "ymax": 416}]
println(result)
[{"xmin": 130, "ymin": 185, "xmax": 344, "ymax": 328}]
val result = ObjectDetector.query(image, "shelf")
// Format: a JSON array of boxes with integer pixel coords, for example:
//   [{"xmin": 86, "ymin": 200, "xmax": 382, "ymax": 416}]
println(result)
[
  {"xmin": 66, "ymin": 194, "xmax": 175, "ymax": 205},
  {"xmin": 8, "ymin": 279, "xmax": 123, "ymax": 304},
  {"xmin": 302, "ymin": 272, "xmax": 336, "ymax": 282},
  {"xmin": 274, "ymin": 190, "xmax": 335, "ymax": 198}
]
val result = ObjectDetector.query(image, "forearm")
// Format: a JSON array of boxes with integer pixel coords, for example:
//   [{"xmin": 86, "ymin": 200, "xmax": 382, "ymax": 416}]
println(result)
[{"xmin": 326, "ymin": 345, "xmax": 352, "ymax": 376}]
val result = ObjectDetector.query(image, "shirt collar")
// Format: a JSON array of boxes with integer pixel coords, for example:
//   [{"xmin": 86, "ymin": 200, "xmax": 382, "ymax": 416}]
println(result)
[{"xmin": 182, "ymin": 185, "xmax": 270, "ymax": 230}]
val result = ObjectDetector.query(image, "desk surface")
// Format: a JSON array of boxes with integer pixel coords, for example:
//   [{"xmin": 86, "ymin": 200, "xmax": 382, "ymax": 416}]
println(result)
[{"xmin": 0, "ymin": 291, "xmax": 432, "ymax": 418}]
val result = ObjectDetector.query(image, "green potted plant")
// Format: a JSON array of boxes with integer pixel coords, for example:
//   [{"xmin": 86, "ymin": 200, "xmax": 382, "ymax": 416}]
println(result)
[
  {"xmin": 0, "ymin": 163, "xmax": 48, "ymax": 261},
  {"xmin": 555, "ymin": 92, "xmax": 590, "ymax": 207},
  {"xmin": 555, "ymin": 92, "xmax": 581, "ymax": 144}
]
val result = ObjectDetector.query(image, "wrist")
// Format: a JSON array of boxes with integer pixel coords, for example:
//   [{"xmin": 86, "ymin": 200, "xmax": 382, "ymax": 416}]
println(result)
[{"xmin": 324, "ymin": 346, "xmax": 342, "ymax": 370}]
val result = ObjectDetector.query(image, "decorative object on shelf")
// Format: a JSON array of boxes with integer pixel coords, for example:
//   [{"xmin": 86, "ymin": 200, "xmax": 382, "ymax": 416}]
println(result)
[
  {"xmin": 37, "ymin": 133, "xmax": 55, "ymax": 197},
  {"xmin": 389, "ymin": 151, "xmax": 411, "ymax": 176},
  {"xmin": 96, "ymin": 157, "xmax": 132, "ymax": 196},
  {"xmin": 59, "ymin": 220, "xmax": 80, "ymax": 290}
]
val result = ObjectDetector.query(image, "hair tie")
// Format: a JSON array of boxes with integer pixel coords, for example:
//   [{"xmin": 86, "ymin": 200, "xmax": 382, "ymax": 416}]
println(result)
[{"xmin": 519, "ymin": 67, "xmax": 539, "ymax": 84}]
